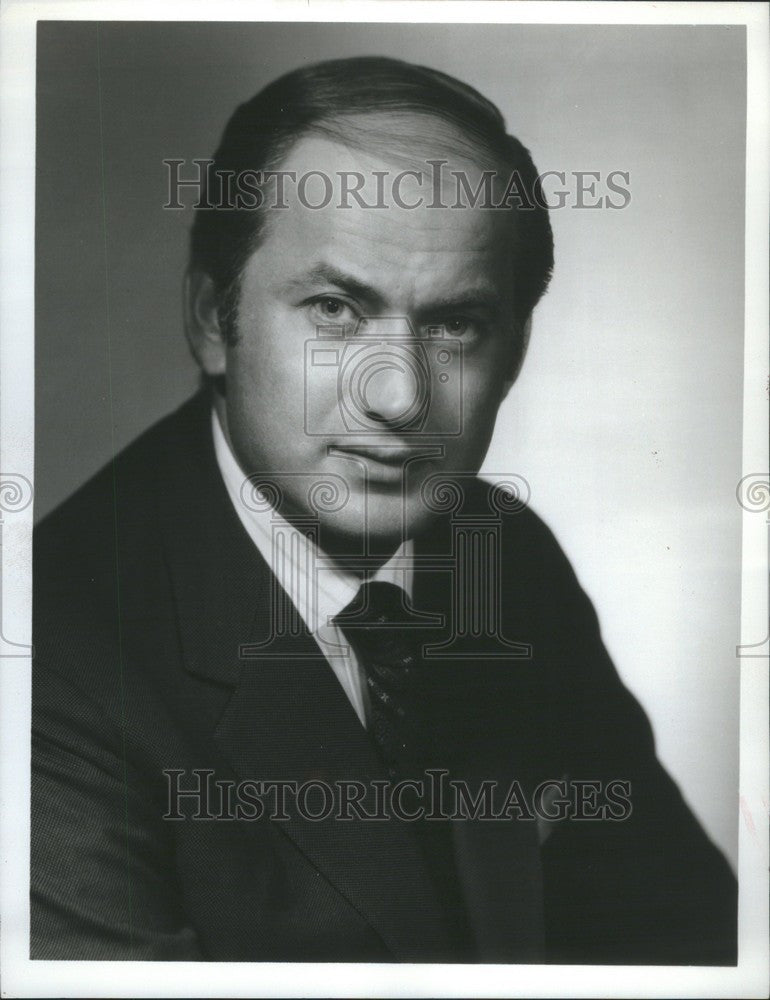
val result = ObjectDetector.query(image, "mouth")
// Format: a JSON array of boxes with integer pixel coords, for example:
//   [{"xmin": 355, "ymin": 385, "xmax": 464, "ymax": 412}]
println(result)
[
  {"xmin": 329, "ymin": 443, "xmax": 418, "ymax": 485},
  {"xmin": 333, "ymin": 443, "xmax": 415, "ymax": 465}
]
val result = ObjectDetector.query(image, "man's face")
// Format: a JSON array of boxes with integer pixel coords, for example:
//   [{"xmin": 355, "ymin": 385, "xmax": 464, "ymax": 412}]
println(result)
[{"xmin": 216, "ymin": 131, "xmax": 519, "ymax": 558}]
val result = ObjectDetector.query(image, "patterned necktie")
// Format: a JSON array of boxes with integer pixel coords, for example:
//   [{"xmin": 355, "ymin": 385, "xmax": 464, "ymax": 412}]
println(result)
[
  {"xmin": 333, "ymin": 580, "xmax": 431, "ymax": 780},
  {"xmin": 334, "ymin": 580, "xmax": 474, "ymax": 957}
]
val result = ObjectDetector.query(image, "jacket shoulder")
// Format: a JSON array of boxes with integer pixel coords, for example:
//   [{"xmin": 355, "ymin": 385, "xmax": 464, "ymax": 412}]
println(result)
[
  {"xmin": 35, "ymin": 394, "xmax": 209, "ymax": 569},
  {"xmin": 459, "ymin": 475, "xmax": 581, "ymax": 590},
  {"xmin": 33, "ymin": 392, "xmax": 212, "ymax": 636}
]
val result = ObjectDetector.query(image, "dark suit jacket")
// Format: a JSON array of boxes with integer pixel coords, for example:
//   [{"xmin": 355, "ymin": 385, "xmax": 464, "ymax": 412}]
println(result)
[{"xmin": 31, "ymin": 391, "xmax": 737, "ymax": 963}]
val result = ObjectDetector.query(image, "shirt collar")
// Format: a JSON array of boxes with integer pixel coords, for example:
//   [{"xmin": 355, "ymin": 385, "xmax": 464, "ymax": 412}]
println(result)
[{"xmin": 211, "ymin": 407, "xmax": 413, "ymax": 634}]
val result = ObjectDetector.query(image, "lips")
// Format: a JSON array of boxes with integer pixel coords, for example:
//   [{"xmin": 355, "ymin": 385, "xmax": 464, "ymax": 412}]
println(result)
[
  {"xmin": 329, "ymin": 444, "xmax": 419, "ymax": 487},
  {"xmin": 334, "ymin": 443, "xmax": 415, "ymax": 465}
]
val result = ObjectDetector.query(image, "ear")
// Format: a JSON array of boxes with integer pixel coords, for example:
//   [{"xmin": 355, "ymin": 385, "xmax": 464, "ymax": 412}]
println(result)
[
  {"xmin": 183, "ymin": 269, "xmax": 227, "ymax": 377},
  {"xmin": 500, "ymin": 315, "xmax": 533, "ymax": 401}
]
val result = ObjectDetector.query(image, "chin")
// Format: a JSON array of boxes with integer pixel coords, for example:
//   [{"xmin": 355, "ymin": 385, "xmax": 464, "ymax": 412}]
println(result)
[{"xmin": 309, "ymin": 491, "xmax": 433, "ymax": 561}]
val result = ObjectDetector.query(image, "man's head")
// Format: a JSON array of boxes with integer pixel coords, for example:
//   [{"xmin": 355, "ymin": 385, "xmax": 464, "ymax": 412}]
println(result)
[{"xmin": 184, "ymin": 56, "xmax": 553, "ymax": 559}]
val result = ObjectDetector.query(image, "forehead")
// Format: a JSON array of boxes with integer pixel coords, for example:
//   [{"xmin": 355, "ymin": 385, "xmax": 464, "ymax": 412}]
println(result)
[{"xmin": 248, "ymin": 132, "xmax": 514, "ymax": 308}]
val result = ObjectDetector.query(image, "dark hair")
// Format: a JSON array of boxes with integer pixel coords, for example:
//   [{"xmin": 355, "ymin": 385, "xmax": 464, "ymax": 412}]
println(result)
[{"xmin": 190, "ymin": 56, "xmax": 554, "ymax": 339}]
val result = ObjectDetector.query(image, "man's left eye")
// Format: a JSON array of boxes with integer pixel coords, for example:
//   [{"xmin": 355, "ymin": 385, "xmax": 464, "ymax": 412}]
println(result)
[
  {"xmin": 444, "ymin": 317, "xmax": 469, "ymax": 335},
  {"xmin": 429, "ymin": 317, "xmax": 473, "ymax": 337}
]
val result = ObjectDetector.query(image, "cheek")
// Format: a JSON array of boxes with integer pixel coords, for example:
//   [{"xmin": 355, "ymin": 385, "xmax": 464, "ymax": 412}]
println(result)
[
  {"xmin": 439, "ymin": 370, "xmax": 504, "ymax": 467},
  {"xmin": 457, "ymin": 356, "xmax": 507, "ymax": 421},
  {"xmin": 228, "ymin": 311, "xmax": 307, "ymax": 423}
]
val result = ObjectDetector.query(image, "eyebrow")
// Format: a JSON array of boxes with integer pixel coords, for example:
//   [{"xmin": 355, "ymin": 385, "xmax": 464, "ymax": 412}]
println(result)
[
  {"xmin": 284, "ymin": 261, "xmax": 504, "ymax": 318},
  {"xmin": 283, "ymin": 263, "xmax": 386, "ymax": 310},
  {"xmin": 415, "ymin": 291, "xmax": 503, "ymax": 319}
]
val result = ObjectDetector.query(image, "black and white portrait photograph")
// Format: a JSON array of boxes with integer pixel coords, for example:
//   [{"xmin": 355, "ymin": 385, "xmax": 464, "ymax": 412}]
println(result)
[{"xmin": 0, "ymin": 2, "xmax": 767, "ymax": 997}]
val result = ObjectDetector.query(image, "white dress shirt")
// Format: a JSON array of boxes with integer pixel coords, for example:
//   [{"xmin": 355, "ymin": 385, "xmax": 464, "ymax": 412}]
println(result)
[{"xmin": 211, "ymin": 408, "xmax": 414, "ymax": 728}]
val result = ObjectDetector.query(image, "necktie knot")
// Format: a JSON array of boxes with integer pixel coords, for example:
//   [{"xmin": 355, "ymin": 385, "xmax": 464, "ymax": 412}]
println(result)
[
  {"xmin": 335, "ymin": 579, "xmax": 421, "ymax": 628},
  {"xmin": 335, "ymin": 580, "xmax": 426, "ymax": 669}
]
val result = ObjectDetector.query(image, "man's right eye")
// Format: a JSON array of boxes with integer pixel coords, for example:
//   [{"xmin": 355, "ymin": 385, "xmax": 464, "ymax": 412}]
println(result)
[{"xmin": 308, "ymin": 296, "xmax": 358, "ymax": 325}]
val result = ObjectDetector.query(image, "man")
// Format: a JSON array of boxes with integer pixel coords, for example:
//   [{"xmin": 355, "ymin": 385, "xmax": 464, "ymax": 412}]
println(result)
[{"xmin": 31, "ymin": 56, "xmax": 737, "ymax": 963}]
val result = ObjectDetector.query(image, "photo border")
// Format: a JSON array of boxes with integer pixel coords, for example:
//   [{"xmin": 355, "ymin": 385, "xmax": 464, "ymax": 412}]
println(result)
[{"xmin": 1, "ymin": 2, "xmax": 767, "ymax": 997}]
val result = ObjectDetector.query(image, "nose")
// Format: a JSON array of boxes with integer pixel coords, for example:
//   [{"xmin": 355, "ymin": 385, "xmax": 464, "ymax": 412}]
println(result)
[{"xmin": 360, "ymin": 349, "xmax": 427, "ymax": 427}]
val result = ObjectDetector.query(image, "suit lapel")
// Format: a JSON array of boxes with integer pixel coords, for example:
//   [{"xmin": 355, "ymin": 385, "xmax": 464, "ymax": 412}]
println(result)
[{"xmin": 213, "ymin": 644, "xmax": 454, "ymax": 960}]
